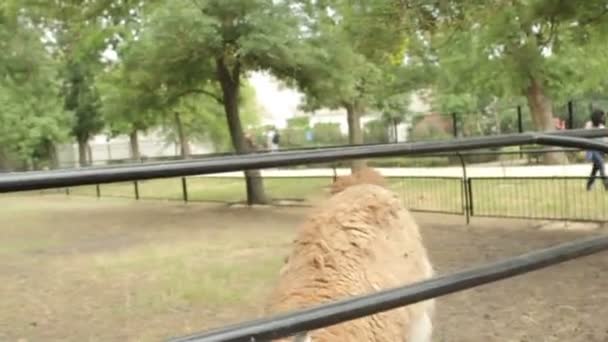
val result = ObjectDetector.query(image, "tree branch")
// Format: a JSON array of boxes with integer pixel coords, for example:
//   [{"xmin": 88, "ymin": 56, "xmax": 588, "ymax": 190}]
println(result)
[
  {"xmin": 171, "ymin": 88, "xmax": 224, "ymax": 105},
  {"xmin": 537, "ymin": 16, "xmax": 558, "ymax": 47}
]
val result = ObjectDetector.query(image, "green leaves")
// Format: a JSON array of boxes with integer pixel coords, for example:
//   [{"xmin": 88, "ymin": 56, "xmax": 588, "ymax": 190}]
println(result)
[
  {"xmin": 0, "ymin": 7, "xmax": 71, "ymax": 164},
  {"xmin": 426, "ymin": 0, "xmax": 608, "ymax": 100}
]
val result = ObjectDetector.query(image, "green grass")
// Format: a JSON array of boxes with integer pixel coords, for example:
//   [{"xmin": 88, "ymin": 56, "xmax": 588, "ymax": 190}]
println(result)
[
  {"xmin": 56, "ymin": 176, "xmax": 608, "ymax": 221},
  {"xmin": 91, "ymin": 237, "xmax": 285, "ymax": 314},
  {"xmin": 69, "ymin": 177, "xmax": 334, "ymax": 203},
  {"xmin": 0, "ymin": 197, "xmax": 296, "ymax": 341},
  {"xmin": 471, "ymin": 178, "xmax": 608, "ymax": 221}
]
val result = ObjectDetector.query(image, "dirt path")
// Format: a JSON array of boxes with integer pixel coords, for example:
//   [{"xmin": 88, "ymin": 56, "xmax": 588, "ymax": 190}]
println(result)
[{"xmin": 1, "ymin": 195, "xmax": 606, "ymax": 341}]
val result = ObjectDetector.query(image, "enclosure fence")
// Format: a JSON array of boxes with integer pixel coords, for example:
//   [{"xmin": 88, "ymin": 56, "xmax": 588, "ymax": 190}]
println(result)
[
  {"xmin": 27, "ymin": 147, "xmax": 608, "ymax": 223},
  {"xmin": 2, "ymin": 129, "xmax": 608, "ymax": 341}
]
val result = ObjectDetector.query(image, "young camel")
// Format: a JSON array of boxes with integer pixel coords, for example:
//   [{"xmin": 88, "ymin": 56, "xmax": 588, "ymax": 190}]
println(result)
[{"xmin": 266, "ymin": 167, "xmax": 435, "ymax": 342}]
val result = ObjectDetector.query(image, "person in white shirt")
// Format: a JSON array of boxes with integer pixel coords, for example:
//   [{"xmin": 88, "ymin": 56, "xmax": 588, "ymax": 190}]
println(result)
[
  {"xmin": 266, "ymin": 128, "xmax": 279, "ymax": 152},
  {"xmin": 585, "ymin": 109, "xmax": 608, "ymax": 191}
]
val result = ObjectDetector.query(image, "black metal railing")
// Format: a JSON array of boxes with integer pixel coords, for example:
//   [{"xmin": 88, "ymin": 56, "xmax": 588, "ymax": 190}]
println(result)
[
  {"xmin": 21, "ymin": 145, "xmax": 608, "ymax": 223},
  {"xmin": 469, "ymin": 177, "xmax": 608, "ymax": 222}
]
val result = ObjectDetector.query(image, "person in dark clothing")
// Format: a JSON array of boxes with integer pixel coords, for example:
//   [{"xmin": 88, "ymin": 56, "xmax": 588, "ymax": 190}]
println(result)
[{"xmin": 585, "ymin": 109, "xmax": 608, "ymax": 191}]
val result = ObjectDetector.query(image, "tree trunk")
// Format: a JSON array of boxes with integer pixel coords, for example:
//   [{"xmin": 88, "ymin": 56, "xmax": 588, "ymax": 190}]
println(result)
[
  {"xmin": 106, "ymin": 140, "xmax": 112, "ymax": 160},
  {"xmin": 525, "ymin": 77, "xmax": 567, "ymax": 164},
  {"xmin": 393, "ymin": 119, "xmax": 399, "ymax": 143},
  {"xmin": 45, "ymin": 140, "xmax": 59, "ymax": 170},
  {"xmin": 129, "ymin": 129, "xmax": 141, "ymax": 161},
  {"xmin": 0, "ymin": 149, "xmax": 8, "ymax": 172},
  {"xmin": 77, "ymin": 136, "xmax": 89, "ymax": 167},
  {"xmin": 345, "ymin": 102, "xmax": 367, "ymax": 172},
  {"xmin": 87, "ymin": 143, "xmax": 93, "ymax": 166},
  {"xmin": 216, "ymin": 57, "xmax": 269, "ymax": 205},
  {"xmin": 174, "ymin": 112, "xmax": 191, "ymax": 159},
  {"xmin": 493, "ymin": 110, "xmax": 501, "ymax": 134}
]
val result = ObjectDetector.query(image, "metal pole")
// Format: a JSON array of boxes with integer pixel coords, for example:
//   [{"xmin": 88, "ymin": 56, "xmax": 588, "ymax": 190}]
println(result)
[
  {"xmin": 457, "ymin": 153, "xmax": 470, "ymax": 225},
  {"xmin": 182, "ymin": 177, "xmax": 188, "ymax": 202},
  {"xmin": 517, "ymin": 106, "xmax": 524, "ymax": 158},
  {"xmin": 134, "ymin": 180, "xmax": 140, "ymax": 200},
  {"xmin": 467, "ymin": 178, "xmax": 474, "ymax": 217},
  {"xmin": 451, "ymin": 112, "xmax": 458, "ymax": 138},
  {"xmin": 245, "ymin": 172, "xmax": 254, "ymax": 206},
  {"xmin": 96, "ymin": 184, "xmax": 101, "ymax": 198},
  {"xmin": 568, "ymin": 101, "xmax": 574, "ymax": 129},
  {"xmin": 332, "ymin": 164, "xmax": 338, "ymax": 182},
  {"xmin": 2, "ymin": 130, "xmax": 608, "ymax": 193},
  {"xmin": 517, "ymin": 106, "xmax": 523, "ymax": 133}
]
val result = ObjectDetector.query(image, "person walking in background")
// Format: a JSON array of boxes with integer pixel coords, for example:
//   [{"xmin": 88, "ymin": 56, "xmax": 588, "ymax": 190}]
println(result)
[
  {"xmin": 265, "ymin": 127, "xmax": 279, "ymax": 152},
  {"xmin": 585, "ymin": 109, "xmax": 608, "ymax": 191},
  {"xmin": 265, "ymin": 128, "xmax": 274, "ymax": 151},
  {"xmin": 270, "ymin": 128, "xmax": 280, "ymax": 152}
]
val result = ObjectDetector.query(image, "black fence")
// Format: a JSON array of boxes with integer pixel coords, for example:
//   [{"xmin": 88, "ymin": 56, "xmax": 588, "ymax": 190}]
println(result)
[
  {"xmin": 410, "ymin": 98, "xmax": 608, "ymax": 142},
  {"xmin": 2, "ymin": 129, "xmax": 608, "ymax": 342},
  {"xmin": 23, "ymin": 147, "xmax": 608, "ymax": 223},
  {"xmin": 32, "ymin": 174, "xmax": 608, "ymax": 224}
]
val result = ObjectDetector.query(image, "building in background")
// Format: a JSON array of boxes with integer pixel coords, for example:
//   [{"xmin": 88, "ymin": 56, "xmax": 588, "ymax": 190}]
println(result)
[{"xmin": 288, "ymin": 91, "xmax": 432, "ymax": 143}]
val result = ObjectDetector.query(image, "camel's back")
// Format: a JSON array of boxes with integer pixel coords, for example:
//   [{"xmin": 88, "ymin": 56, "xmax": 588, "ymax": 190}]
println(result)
[{"xmin": 266, "ymin": 184, "xmax": 432, "ymax": 341}]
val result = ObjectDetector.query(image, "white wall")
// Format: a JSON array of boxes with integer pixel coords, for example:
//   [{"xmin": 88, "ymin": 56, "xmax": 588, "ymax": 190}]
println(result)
[{"xmin": 57, "ymin": 129, "xmax": 216, "ymax": 168}]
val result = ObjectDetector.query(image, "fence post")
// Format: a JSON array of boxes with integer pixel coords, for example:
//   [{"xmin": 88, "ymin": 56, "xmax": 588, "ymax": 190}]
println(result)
[
  {"xmin": 451, "ymin": 112, "xmax": 458, "ymax": 138},
  {"xmin": 182, "ymin": 177, "xmax": 189, "ymax": 202},
  {"xmin": 134, "ymin": 180, "xmax": 140, "ymax": 200},
  {"xmin": 246, "ymin": 175, "xmax": 253, "ymax": 206},
  {"xmin": 457, "ymin": 153, "xmax": 470, "ymax": 225},
  {"xmin": 517, "ymin": 105, "xmax": 523, "ymax": 133},
  {"xmin": 517, "ymin": 105, "xmax": 524, "ymax": 159},
  {"xmin": 96, "ymin": 184, "xmax": 101, "ymax": 198},
  {"xmin": 467, "ymin": 178, "xmax": 474, "ymax": 217},
  {"xmin": 332, "ymin": 163, "xmax": 338, "ymax": 182},
  {"xmin": 567, "ymin": 101, "xmax": 574, "ymax": 129}
]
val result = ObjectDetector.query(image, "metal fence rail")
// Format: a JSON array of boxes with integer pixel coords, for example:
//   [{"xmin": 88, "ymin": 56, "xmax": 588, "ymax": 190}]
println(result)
[
  {"xmin": 1, "ymin": 129, "xmax": 608, "ymax": 193},
  {"xmin": 30, "ymin": 155, "xmax": 608, "ymax": 223}
]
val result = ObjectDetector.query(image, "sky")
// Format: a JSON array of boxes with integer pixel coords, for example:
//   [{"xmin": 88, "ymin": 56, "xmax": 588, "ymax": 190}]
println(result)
[{"xmin": 248, "ymin": 71, "xmax": 304, "ymax": 128}]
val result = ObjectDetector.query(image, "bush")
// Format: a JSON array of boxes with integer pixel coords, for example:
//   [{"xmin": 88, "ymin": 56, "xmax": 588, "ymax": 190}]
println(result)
[
  {"xmin": 364, "ymin": 120, "xmax": 390, "ymax": 144},
  {"xmin": 280, "ymin": 128, "xmax": 309, "ymax": 148},
  {"xmin": 313, "ymin": 123, "xmax": 347, "ymax": 145}
]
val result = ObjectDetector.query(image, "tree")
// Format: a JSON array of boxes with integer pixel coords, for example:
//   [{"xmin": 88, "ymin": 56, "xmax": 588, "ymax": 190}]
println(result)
[
  {"xmin": 0, "ymin": 5, "xmax": 71, "ymax": 170},
  {"xmin": 95, "ymin": 0, "xmax": 310, "ymax": 204},
  {"xmin": 412, "ymin": 0, "xmax": 608, "ymax": 163},
  {"xmin": 62, "ymin": 61, "xmax": 104, "ymax": 166},
  {"xmin": 97, "ymin": 12, "xmax": 262, "ymax": 159},
  {"xmin": 97, "ymin": 54, "xmax": 165, "ymax": 161},
  {"xmin": 158, "ymin": 82, "xmax": 261, "ymax": 155},
  {"xmin": 15, "ymin": 0, "xmax": 129, "ymax": 167},
  {"xmin": 276, "ymin": 0, "xmax": 421, "ymax": 170}
]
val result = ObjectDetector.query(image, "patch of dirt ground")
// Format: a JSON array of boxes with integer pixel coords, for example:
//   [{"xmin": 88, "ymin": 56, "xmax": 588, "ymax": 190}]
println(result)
[{"xmin": 0, "ymin": 195, "xmax": 607, "ymax": 341}]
